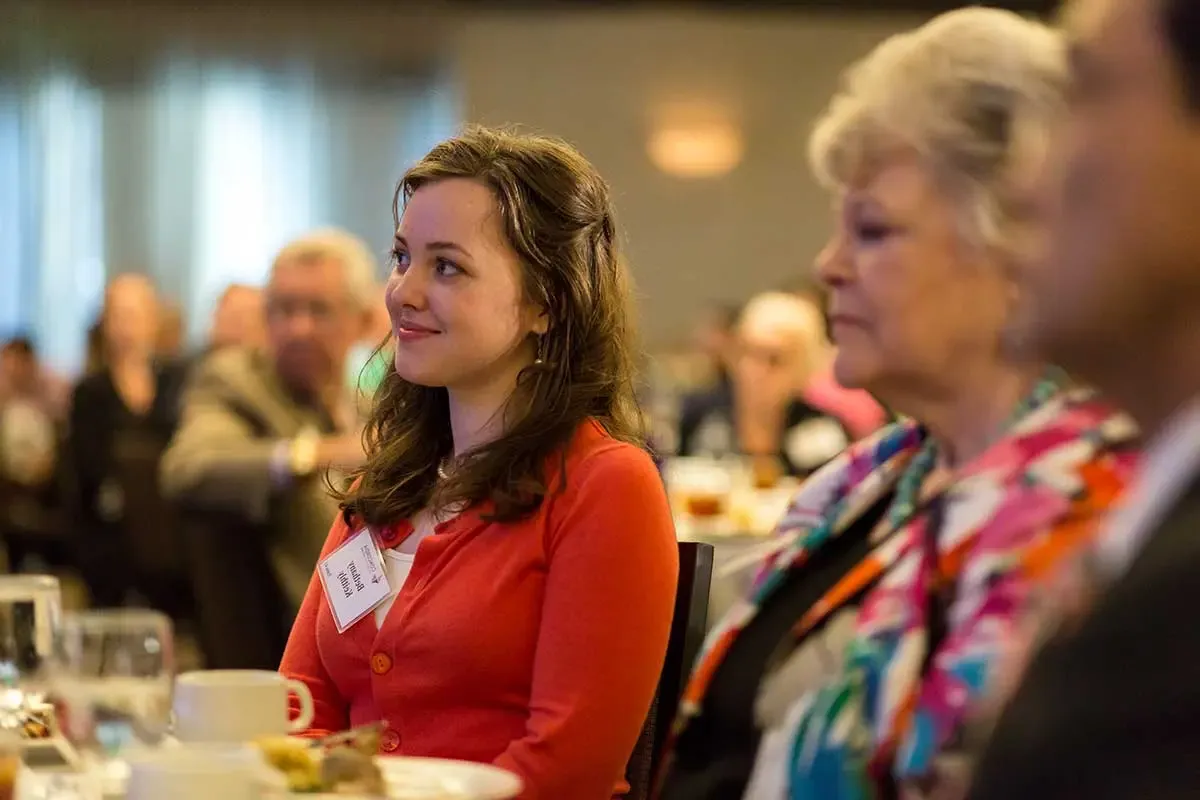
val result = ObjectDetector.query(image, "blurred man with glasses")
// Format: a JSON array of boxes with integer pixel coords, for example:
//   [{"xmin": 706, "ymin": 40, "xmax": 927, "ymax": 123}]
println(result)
[{"xmin": 161, "ymin": 229, "xmax": 375, "ymax": 666}]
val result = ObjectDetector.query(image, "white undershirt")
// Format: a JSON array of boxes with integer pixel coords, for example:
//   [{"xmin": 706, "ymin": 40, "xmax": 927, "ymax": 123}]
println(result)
[
  {"xmin": 373, "ymin": 509, "xmax": 441, "ymax": 628},
  {"xmin": 373, "ymin": 551, "xmax": 416, "ymax": 628},
  {"xmin": 1095, "ymin": 396, "xmax": 1200, "ymax": 577}
]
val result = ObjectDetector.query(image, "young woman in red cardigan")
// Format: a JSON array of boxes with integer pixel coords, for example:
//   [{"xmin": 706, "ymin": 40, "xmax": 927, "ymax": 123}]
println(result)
[{"xmin": 278, "ymin": 126, "xmax": 680, "ymax": 800}]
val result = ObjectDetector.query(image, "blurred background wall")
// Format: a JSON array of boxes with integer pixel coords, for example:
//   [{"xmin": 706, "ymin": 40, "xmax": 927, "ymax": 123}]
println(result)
[
  {"xmin": 454, "ymin": 9, "xmax": 925, "ymax": 344},
  {"xmin": 0, "ymin": 0, "xmax": 1043, "ymax": 369}
]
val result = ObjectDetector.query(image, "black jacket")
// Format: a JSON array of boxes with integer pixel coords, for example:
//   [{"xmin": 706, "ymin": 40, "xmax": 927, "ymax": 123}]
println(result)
[{"xmin": 969, "ymin": 473, "xmax": 1200, "ymax": 800}]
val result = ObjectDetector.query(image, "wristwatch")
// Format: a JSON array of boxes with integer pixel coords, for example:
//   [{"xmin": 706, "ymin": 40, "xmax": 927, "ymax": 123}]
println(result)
[{"xmin": 288, "ymin": 429, "xmax": 320, "ymax": 478}]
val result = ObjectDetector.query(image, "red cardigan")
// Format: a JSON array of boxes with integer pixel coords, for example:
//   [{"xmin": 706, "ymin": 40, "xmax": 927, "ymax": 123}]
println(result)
[{"xmin": 279, "ymin": 422, "xmax": 680, "ymax": 800}]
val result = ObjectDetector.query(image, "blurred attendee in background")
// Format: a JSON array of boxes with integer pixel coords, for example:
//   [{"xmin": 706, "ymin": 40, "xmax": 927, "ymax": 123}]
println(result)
[
  {"xmin": 0, "ymin": 336, "xmax": 69, "ymax": 571},
  {"xmin": 691, "ymin": 301, "xmax": 740, "ymax": 390},
  {"xmin": 281, "ymin": 127, "xmax": 677, "ymax": 799},
  {"xmin": 677, "ymin": 291, "xmax": 853, "ymax": 479},
  {"xmin": 345, "ymin": 285, "xmax": 392, "ymax": 408},
  {"xmin": 0, "ymin": 337, "xmax": 63, "ymax": 489},
  {"xmin": 160, "ymin": 228, "xmax": 374, "ymax": 666},
  {"xmin": 970, "ymin": 0, "xmax": 1200, "ymax": 795},
  {"xmin": 83, "ymin": 321, "xmax": 106, "ymax": 375},
  {"xmin": 156, "ymin": 301, "xmax": 186, "ymax": 361},
  {"xmin": 658, "ymin": 9, "xmax": 1138, "ymax": 799},
  {"xmin": 789, "ymin": 285, "xmax": 888, "ymax": 437},
  {"xmin": 207, "ymin": 283, "xmax": 266, "ymax": 354},
  {"xmin": 0, "ymin": 336, "xmax": 68, "ymax": 424},
  {"xmin": 66, "ymin": 273, "xmax": 188, "ymax": 607}
]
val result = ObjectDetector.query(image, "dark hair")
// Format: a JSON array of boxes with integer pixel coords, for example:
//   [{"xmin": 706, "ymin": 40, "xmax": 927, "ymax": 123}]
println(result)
[
  {"xmin": 1161, "ymin": 0, "xmax": 1200, "ymax": 111},
  {"xmin": 339, "ymin": 126, "xmax": 644, "ymax": 527},
  {"xmin": 1, "ymin": 336, "xmax": 34, "ymax": 359},
  {"xmin": 85, "ymin": 321, "xmax": 106, "ymax": 373}
]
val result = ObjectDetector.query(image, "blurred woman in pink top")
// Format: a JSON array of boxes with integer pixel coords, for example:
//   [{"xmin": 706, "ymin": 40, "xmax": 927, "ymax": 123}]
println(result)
[{"xmin": 788, "ymin": 286, "xmax": 888, "ymax": 439}]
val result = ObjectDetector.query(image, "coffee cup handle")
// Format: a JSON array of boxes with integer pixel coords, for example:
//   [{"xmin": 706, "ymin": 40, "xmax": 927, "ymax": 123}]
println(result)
[{"xmin": 286, "ymin": 679, "xmax": 315, "ymax": 733}]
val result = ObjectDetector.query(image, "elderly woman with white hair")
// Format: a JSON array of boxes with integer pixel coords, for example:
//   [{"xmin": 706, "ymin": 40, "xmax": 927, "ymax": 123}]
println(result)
[{"xmin": 656, "ymin": 9, "xmax": 1140, "ymax": 800}]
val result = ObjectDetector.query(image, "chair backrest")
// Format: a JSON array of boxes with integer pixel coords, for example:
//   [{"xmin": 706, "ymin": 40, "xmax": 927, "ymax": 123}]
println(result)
[{"xmin": 625, "ymin": 540, "xmax": 714, "ymax": 800}]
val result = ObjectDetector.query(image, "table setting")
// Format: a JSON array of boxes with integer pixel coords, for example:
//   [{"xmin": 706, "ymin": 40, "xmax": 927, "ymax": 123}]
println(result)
[
  {"xmin": 663, "ymin": 456, "xmax": 799, "ymax": 623},
  {"xmin": 0, "ymin": 575, "xmax": 522, "ymax": 800},
  {"xmin": 664, "ymin": 456, "xmax": 797, "ymax": 540}
]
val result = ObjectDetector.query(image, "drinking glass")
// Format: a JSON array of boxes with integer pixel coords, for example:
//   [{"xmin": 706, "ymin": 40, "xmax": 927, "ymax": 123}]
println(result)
[
  {"xmin": 0, "ymin": 577, "xmax": 65, "ymax": 800},
  {"xmin": 0, "ymin": 576, "xmax": 63, "ymax": 727},
  {"xmin": 666, "ymin": 457, "xmax": 734, "ymax": 522},
  {"xmin": 49, "ymin": 610, "xmax": 174, "ymax": 760}
]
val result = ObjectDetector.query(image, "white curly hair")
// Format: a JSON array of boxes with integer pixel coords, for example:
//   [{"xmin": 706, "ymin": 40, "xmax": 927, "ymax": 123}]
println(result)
[{"xmin": 809, "ymin": 7, "xmax": 1066, "ymax": 251}]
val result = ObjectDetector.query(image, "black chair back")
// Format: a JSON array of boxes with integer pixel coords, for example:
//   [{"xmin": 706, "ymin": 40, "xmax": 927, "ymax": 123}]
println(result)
[{"xmin": 624, "ymin": 540, "xmax": 714, "ymax": 800}]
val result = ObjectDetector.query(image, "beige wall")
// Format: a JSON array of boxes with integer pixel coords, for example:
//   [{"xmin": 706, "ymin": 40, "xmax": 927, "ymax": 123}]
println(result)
[{"xmin": 451, "ymin": 9, "xmax": 926, "ymax": 348}]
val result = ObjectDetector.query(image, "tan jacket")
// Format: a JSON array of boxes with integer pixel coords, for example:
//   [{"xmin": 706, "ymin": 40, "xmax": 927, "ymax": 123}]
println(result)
[{"xmin": 159, "ymin": 347, "xmax": 349, "ymax": 608}]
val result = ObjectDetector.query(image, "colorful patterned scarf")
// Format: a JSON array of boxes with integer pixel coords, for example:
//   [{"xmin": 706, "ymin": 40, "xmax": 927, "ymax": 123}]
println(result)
[{"xmin": 659, "ymin": 390, "xmax": 1138, "ymax": 799}]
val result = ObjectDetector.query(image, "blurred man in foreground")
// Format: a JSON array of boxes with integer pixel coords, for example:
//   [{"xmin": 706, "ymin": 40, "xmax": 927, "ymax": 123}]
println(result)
[{"xmin": 971, "ymin": 0, "xmax": 1200, "ymax": 796}]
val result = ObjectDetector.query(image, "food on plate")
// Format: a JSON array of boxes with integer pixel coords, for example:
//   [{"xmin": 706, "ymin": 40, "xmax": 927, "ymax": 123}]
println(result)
[
  {"xmin": 256, "ymin": 733, "xmax": 385, "ymax": 796},
  {"xmin": 20, "ymin": 714, "xmax": 51, "ymax": 739},
  {"xmin": 321, "ymin": 747, "xmax": 386, "ymax": 796},
  {"xmin": 12, "ymin": 702, "xmax": 56, "ymax": 740},
  {"xmin": 255, "ymin": 736, "xmax": 319, "ymax": 792},
  {"xmin": 255, "ymin": 727, "xmax": 475, "ymax": 799}
]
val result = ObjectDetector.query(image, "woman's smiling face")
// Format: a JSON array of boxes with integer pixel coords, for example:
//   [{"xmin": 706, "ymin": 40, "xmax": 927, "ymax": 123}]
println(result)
[{"xmin": 385, "ymin": 178, "xmax": 547, "ymax": 395}]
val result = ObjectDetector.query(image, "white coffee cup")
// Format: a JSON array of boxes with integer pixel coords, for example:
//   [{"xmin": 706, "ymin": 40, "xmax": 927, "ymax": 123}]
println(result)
[
  {"xmin": 126, "ymin": 748, "xmax": 259, "ymax": 800},
  {"xmin": 173, "ymin": 669, "xmax": 315, "ymax": 743}
]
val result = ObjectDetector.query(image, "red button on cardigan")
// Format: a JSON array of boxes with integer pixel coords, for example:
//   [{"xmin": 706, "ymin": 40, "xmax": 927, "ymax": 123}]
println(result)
[{"xmin": 370, "ymin": 652, "xmax": 392, "ymax": 675}]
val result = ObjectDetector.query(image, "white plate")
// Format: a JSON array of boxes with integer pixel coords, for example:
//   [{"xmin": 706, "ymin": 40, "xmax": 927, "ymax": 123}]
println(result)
[
  {"xmin": 271, "ymin": 756, "xmax": 522, "ymax": 800},
  {"xmin": 378, "ymin": 757, "xmax": 522, "ymax": 800},
  {"xmin": 88, "ymin": 750, "xmax": 523, "ymax": 800}
]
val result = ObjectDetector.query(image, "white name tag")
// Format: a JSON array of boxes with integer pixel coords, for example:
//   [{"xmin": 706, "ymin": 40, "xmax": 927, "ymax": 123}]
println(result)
[{"xmin": 318, "ymin": 528, "xmax": 392, "ymax": 633}]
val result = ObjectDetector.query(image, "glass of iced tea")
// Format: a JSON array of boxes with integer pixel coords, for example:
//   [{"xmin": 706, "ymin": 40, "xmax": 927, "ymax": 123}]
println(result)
[
  {"xmin": 667, "ymin": 457, "xmax": 734, "ymax": 527},
  {"xmin": 684, "ymin": 492, "xmax": 727, "ymax": 518}
]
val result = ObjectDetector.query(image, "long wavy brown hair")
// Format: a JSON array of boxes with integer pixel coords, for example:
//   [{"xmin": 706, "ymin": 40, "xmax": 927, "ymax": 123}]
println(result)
[{"xmin": 338, "ymin": 126, "xmax": 645, "ymax": 527}]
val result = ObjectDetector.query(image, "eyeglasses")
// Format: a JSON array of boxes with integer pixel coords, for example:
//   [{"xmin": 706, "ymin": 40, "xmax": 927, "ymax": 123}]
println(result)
[{"xmin": 264, "ymin": 296, "xmax": 346, "ymax": 326}]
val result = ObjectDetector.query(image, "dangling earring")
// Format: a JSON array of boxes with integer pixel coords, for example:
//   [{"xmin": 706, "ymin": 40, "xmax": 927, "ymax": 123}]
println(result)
[{"xmin": 532, "ymin": 336, "xmax": 546, "ymax": 366}]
